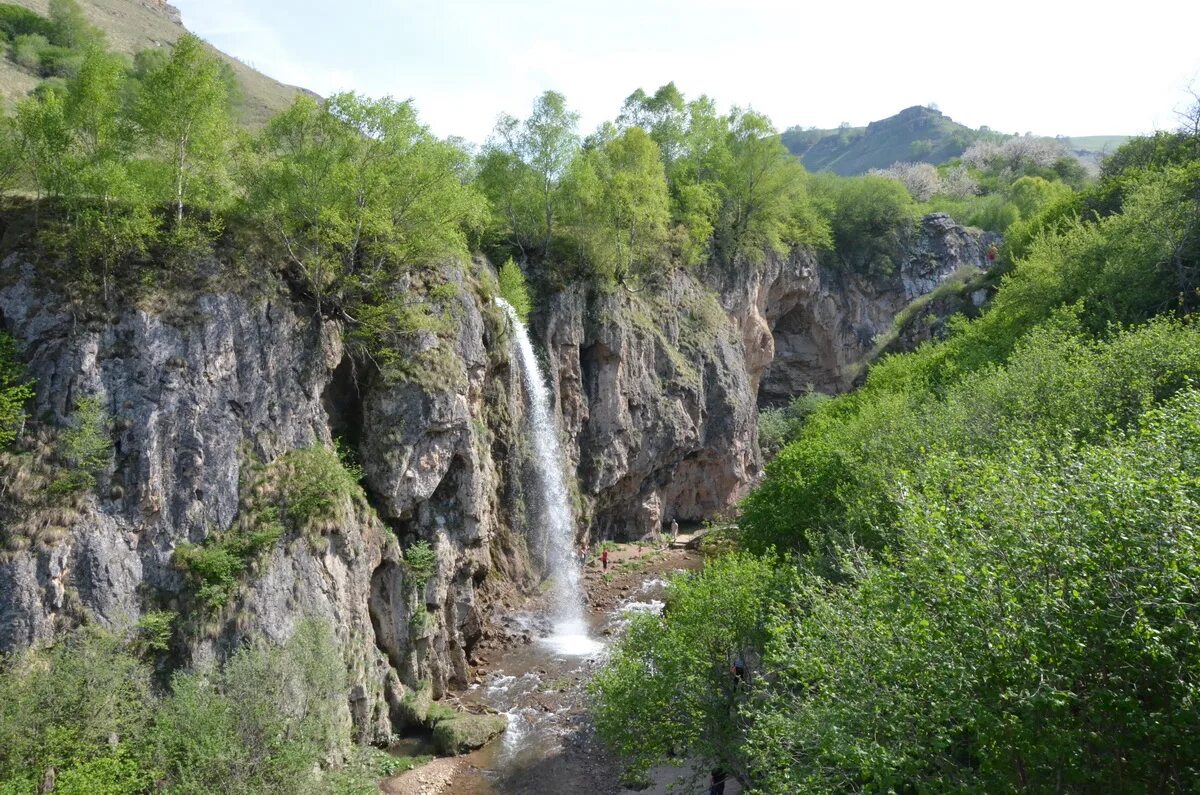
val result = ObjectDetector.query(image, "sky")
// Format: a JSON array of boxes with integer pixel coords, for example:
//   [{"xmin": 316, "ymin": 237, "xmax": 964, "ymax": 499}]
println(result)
[{"xmin": 171, "ymin": 0, "xmax": 1200, "ymax": 145}]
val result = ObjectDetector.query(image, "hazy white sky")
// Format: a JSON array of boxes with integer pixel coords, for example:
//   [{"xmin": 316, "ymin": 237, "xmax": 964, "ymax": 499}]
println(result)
[{"xmin": 171, "ymin": 0, "xmax": 1200, "ymax": 144}]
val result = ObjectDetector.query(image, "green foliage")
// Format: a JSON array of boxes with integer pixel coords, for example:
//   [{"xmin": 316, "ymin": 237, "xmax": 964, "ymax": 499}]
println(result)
[
  {"xmin": 756, "ymin": 390, "xmax": 831, "ymax": 460},
  {"xmin": 245, "ymin": 93, "xmax": 484, "ymax": 307},
  {"xmin": 403, "ymin": 539, "xmax": 437, "ymax": 589},
  {"xmin": 133, "ymin": 610, "xmax": 176, "ymax": 654},
  {"xmin": 714, "ymin": 109, "xmax": 830, "ymax": 264},
  {"xmin": 273, "ymin": 443, "xmax": 365, "ymax": 542},
  {"xmin": 810, "ymin": 172, "xmax": 917, "ymax": 274},
  {"xmin": 0, "ymin": 618, "xmax": 352, "ymax": 795},
  {"xmin": 476, "ymin": 90, "xmax": 580, "ymax": 264},
  {"xmin": 47, "ymin": 0, "xmax": 105, "ymax": 51},
  {"xmin": 0, "ymin": 333, "xmax": 32, "ymax": 449},
  {"xmin": 497, "ymin": 257, "xmax": 532, "ymax": 321},
  {"xmin": 15, "ymin": 85, "xmax": 70, "ymax": 202},
  {"xmin": 744, "ymin": 391, "xmax": 1200, "ymax": 793},
  {"xmin": 48, "ymin": 395, "xmax": 111, "ymax": 494},
  {"xmin": 0, "ymin": 4, "xmax": 54, "ymax": 40},
  {"xmin": 590, "ymin": 553, "xmax": 787, "ymax": 780},
  {"xmin": 565, "ymin": 126, "xmax": 671, "ymax": 285},
  {"xmin": 0, "ymin": 624, "xmax": 155, "ymax": 793},
  {"xmin": 133, "ymin": 33, "xmax": 235, "ymax": 227}
]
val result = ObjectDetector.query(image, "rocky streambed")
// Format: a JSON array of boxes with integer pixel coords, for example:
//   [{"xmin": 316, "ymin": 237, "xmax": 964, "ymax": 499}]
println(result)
[{"xmin": 380, "ymin": 543, "xmax": 719, "ymax": 795}]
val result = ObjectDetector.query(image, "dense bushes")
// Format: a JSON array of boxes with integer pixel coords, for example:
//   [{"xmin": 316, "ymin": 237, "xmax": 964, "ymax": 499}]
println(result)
[
  {"xmin": 0, "ymin": 619, "xmax": 371, "ymax": 794},
  {"xmin": 809, "ymin": 172, "xmax": 916, "ymax": 274},
  {"xmin": 746, "ymin": 393, "xmax": 1200, "ymax": 792},
  {"xmin": 594, "ymin": 129, "xmax": 1200, "ymax": 791}
]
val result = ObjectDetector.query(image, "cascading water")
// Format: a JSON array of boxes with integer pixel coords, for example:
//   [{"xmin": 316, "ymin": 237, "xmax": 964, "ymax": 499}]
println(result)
[{"xmin": 497, "ymin": 298, "xmax": 601, "ymax": 657}]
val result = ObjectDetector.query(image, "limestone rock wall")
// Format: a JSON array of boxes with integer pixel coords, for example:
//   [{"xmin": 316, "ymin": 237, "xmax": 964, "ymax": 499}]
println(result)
[{"xmin": 0, "ymin": 211, "xmax": 992, "ymax": 738}]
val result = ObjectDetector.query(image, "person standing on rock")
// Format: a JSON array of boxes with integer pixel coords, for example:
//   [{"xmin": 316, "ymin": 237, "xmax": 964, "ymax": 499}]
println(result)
[
  {"xmin": 670, "ymin": 518, "xmax": 679, "ymax": 541},
  {"xmin": 601, "ymin": 547, "xmax": 609, "ymax": 570}
]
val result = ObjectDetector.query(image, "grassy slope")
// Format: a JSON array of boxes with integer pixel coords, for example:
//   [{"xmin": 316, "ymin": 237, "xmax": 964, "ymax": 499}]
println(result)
[
  {"xmin": 785, "ymin": 106, "xmax": 979, "ymax": 175},
  {"xmin": 2, "ymin": 0, "xmax": 301, "ymax": 126},
  {"xmin": 786, "ymin": 106, "xmax": 1130, "ymax": 175}
]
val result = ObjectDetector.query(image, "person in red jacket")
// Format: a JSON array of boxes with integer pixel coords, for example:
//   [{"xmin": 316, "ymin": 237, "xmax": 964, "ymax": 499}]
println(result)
[{"xmin": 601, "ymin": 548, "xmax": 609, "ymax": 570}]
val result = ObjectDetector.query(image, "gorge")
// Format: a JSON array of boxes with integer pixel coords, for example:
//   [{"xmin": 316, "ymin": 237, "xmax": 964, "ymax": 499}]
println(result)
[{"xmin": 0, "ymin": 212, "xmax": 994, "ymax": 739}]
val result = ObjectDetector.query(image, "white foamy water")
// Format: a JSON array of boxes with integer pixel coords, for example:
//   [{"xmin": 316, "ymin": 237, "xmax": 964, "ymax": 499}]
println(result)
[
  {"xmin": 541, "ymin": 616, "xmax": 604, "ymax": 657},
  {"xmin": 497, "ymin": 298, "xmax": 597, "ymax": 654}
]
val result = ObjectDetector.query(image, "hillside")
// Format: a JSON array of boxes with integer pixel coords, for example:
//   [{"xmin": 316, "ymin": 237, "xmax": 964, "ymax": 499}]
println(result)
[
  {"xmin": 1, "ymin": 0, "xmax": 301, "ymax": 125},
  {"xmin": 785, "ymin": 105, "xmax": 1129, "ymax": 175}
]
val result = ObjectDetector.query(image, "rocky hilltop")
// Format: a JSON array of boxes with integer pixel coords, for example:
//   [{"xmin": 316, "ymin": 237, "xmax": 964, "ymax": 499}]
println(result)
[{"xmin": 0, "ymin": 215, "xmax": 993, "ymax": 739}]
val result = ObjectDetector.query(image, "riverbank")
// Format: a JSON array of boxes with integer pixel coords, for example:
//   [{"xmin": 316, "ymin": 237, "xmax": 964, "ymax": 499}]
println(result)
[{"xmin": 379, "ymin": 542, "xmax": 707, "ymax": 795}]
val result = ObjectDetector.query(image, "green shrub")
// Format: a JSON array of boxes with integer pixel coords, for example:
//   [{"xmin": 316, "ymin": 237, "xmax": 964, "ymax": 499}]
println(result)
[
  {"xmin": 11, "ymin": 31, "xmax": 48, "ymax": 70},
  {"xmin": 0, "ymin": 4, "xmax": 54, "ymax": 40},
  {"xmin": 152, "ymin": 619, "xmax": 348, "ymax": 795},
  {"xmin": 48, "ymin": 395, "xmax": 111, "ymax": 494},
  {"xmin": 173, "ymin": 541, "xmax": 245, "ymax": 611},
  {"xmin": 0, "ymin": 333, "xmax": 32, "ymax": 449},
  {"xmin": 0, "ymin": 625, "xmax": 154, "ymax": 791},
  {"xmin": 811, "ymin": 173, "xmax": 917, "ymax": 276},
  {"xmin": 497, "ymin": 257, "xmax": 532, "ymax": 321},
  {"xmin": 744, "ymin": 391, "xmax": 1200, "ymax": 793},
  {"xmin": 403, "ymin": 540, "xmax": 437, "ymax": 589},
  {"xmin": 757, "ymin": 390, "xmax": 831, "ymax": 460},
  {"xmin": 274, "ymin": 444, "xmax": 364, "ymax": 541},
  {"xmin": 964, "ymin": 192, "xmax": 1019, "ymax": 232},
  {"xmin": 590, "ymin": 554, "xmax": 787, "ymax": 780}
]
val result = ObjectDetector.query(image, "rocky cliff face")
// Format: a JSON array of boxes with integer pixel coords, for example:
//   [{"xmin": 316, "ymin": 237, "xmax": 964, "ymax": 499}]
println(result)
[
  {"xmin": 745, "ymin": 213, "xmax": 999, "ymax": 403},
  {"xmin": 0, "ymin": 212, "xmax": 992, "ymax": 739}
]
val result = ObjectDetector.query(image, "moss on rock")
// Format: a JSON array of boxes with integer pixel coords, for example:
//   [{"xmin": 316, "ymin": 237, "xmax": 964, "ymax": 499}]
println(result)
[{"xmin": 431, "ymin": 713, "xmax": 507, "ymax": 755}]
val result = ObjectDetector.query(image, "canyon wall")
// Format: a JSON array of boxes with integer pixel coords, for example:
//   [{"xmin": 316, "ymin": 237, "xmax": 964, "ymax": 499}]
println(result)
[{"xmin": 0, "ymin": 213, "xmax": 993, "ymax": 737}]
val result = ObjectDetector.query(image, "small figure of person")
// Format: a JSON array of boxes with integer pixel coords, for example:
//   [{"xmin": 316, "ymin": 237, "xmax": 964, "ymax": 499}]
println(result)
[
  {"xmin": 709, "ymin": 768, "xmax": 728, "ymax": 795},
  {"xmin": 986, "ymin": 242, "xmax": 999, "ymax": 265},
  {"xmin": 670, "ymin": 518, "xmax": 679, "ymax": 541},
  {"xmin": 601, "ymin": 548, "xmax": 609, "ymax": 570},
  {"xmin": 731, "ymin": 653, "xmax": 746, "ymax": 683}
]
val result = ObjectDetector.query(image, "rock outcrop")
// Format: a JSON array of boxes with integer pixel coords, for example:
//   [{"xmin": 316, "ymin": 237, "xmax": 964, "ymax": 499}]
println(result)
[
  {"xmin": 744, "ymin": 213, "xmax": 998, "ymax": 403},
  {"xmin": 0, "ymin": 212, "xmax": 992, "ymax": 738}
]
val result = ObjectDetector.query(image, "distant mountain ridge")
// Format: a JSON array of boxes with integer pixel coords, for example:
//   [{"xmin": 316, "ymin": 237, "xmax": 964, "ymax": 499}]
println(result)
[{"xmin": 784, "ymin": 106, "xmax": 1129, "ymax": 175}]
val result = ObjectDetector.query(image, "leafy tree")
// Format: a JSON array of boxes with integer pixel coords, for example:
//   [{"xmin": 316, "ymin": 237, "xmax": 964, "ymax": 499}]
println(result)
[
  {"xmin": 0, "ymin": 625, "xmax": 155, "ymax": 793},
  {"xmin": 811, "ymin": 172, "xmax": 915, "ymax": 274},
  {"xmin": 591, "ymin": 554, "xmax": 787, "ymax": 783},
  {"xmin": 133, "ymin": 33, "xmax": 234, "ymax": 226},
  {"xmin": 476, "ymin": 90, "xmax": 580, "ymax": 263},
  {"xmin": 60, "ymin": 47, "xmax": 158, "ymax": 295},
  {"xmin": 497, "ymin": 257, "xmax": 532, "ymax": 321},
  {"xmin": 618, "ymin": 81, "xmax": 688, "ymax": 169},
  {"xmin": 49, "ymin": 395, "xmax": 112, "ymax": 494},
  {"xmin": 714, "ymin": 109, "xmax": 829, "ymax": 263},
  {"xmin": 47, "ymin": 0, "xmax": 105, "ymax": 51},
  {"xmin": 245, "ymin": 92, "xmax": 485, "ymax": 315},
  {"xmin": 565, "ymin": 126, "xmax": 671, "ymax": 286},
  {"xmin": 1007, "ymin": 174, "xmax": 1069, "ymax": 219},
  {"xmin": 14, "ymin": 87, "xmax": 70, "ymax": 209}
]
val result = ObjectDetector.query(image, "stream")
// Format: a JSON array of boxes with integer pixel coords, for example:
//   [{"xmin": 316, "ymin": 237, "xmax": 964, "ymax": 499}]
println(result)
[
  {"xmin": 379, "ymin": 302, "xmax": 724, "ymax": 794},
  {"xmin": 382, "ymin": 546, "xmax": 720, "ymax": 795}
]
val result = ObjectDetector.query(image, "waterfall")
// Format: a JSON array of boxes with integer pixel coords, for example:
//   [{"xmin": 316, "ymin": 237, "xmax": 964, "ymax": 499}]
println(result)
[{"xmin": 497, "ymin": 298, "xmax": 600, "ymax": 657}]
